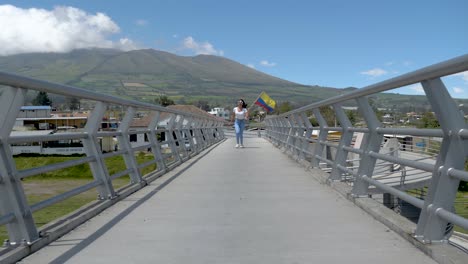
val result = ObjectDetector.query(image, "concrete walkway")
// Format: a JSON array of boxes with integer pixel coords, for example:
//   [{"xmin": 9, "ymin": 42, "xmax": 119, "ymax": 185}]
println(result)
[{"xmin": 21, "ymin": 137, "xmax": 435, "ymax": 264}]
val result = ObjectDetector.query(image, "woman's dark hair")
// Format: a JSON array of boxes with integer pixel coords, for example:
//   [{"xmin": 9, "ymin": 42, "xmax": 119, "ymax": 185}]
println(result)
[{"xmin": 238, "ymin": 99, "xmax": 247, "ymax": 108}]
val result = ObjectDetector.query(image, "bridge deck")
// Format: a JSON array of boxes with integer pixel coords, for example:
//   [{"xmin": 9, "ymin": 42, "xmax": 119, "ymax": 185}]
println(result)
[{"xmin": 21, "ymin": 136, "xmax": 435, "ymax": 263}]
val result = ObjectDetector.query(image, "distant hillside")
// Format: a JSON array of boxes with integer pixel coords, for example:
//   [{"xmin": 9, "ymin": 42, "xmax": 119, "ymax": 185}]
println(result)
[{"xmin": 0, "ymin": 48, "xmax": 466, "ymax": 112}]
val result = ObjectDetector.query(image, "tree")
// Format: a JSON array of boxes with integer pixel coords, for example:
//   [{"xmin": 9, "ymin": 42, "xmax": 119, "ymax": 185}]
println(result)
[
  {"xmin": 154, "ymin": 95, "xmax": 174, "ymax": 107},
  {"xmin": 32, "ymin": 91, "xmax": 52, "ymax": 106},
  {"xmin": 66, "ymin": 97, "xmax": 80, "ymax": 110},
  {"xmin": 195, "ymin": 100, "xmax": 210, "ymax": 111},
  {"xmin": 275, "ymin": 101, "xmax": 293, "ymax": 114},
  {"xmin": 417, "ymin": 112, "xmax": 440, "ymax": 128}
]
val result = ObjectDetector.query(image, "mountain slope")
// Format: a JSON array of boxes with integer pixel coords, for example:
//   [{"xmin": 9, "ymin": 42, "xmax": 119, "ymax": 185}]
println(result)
[{"xmin": 0, "ymin": 48, "xmax": 465, "ymax": 112}]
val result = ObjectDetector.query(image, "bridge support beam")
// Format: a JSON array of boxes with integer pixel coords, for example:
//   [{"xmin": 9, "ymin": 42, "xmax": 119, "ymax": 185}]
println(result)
[
  {"xmin": 148, "ymin": 111, "xmax": 167, "ymax": 173},
  {"xmin": 118, "ymin": 107, "xmax": 143, "ymax": 184},
  {"xmin": 0, "ymin": 87, "xmax": 38, "ymax": 245},
  {"xmin": 82, "ymin": 102, "xmax": 116, "ymax": 200},
  {"xmin": 415, "ymin": 78, "xmax": 468, "ymax": 243},
  {"xmin": 311, "ymin": 108, "xmax": 328, "ymax": 168},
  {"xmin": 299, "ymin": 112, "xmax": 314, "ymax": 162},
  {"xmin": 329, "ymin": 103, "xmax": 354, "ymax": 181},
  {"xmin": 352, "ymin": 97, "xmax": 383, "ymax": 196}
]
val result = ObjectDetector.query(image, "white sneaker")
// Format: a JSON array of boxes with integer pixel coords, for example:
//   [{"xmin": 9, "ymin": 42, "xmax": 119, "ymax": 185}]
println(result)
[
  {"xmin": 240, "ymin": 144, "xmax": 244, "ymax": 148},
  {"xmin": 235, "ymin": 144, "xmax": 239, "ymax": 148}
]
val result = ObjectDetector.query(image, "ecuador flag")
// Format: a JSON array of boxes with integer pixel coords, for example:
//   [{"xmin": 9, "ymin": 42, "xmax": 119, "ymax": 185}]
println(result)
[{"xmin": 254, "ymin": 92, "xmax": 276, "ymax": 112}]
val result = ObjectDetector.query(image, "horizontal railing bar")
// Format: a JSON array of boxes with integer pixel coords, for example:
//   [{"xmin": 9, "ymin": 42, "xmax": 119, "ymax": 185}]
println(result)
[
  {"xmin": 0, "ymin": 71, "xmax": 220, "ymax": 121},
  {"xmin": 435, "ymin": 208, "xmax": 468, "ymax": 230},
  {"xmin": 368, "ymin": 151, "xmax": 434, "ymax": 172},
  {"xmin": 323, "ymin": 127, "xmax": 343, "ymax": 132},
  {"xmin": 30, "ymin": 180, "xmax": 102, "ymax": 212},
  {"xmin": 458, "ymin": 129, "xmax": 468, "ymax": 139},
  {"xmin": 132, "ymin": 143, "xmax": 153, "ymax": 152},
  {"xmin": 0, "ymin": 213, "xmax": 15, "ymax": 226},
  {"xmin": 315, "ymin": 155, "xmax": 334, "ymax": 166},
  {"xmin": 447, "ymin": 168, "xmax": 468, "ymax": 182},
  {"xmin": 101, "ymin": 149, "xmax": 128, "ymax": 159},
  {"xmin": 137, "ymin": 160, "xmax": 157, "ymax": 169},
  {"xmin": 337, "ymin": 164, "xmax": 358, "ymax": 176},
  {"xmin": 96, "ymin": 131, "xmax": 122, "ymax": 137},
  {"xmin": 348, "ymin": 127, "xmax": 369, "ymax": 133},
  {"xmin": 376, "ymin": 127, "xmax": 444, "ymax": 137},
  {"xmin": 276, "ymin": 54, "xmax": 468, "ymax": 117},
  {"xmin": 129, "ymin": 129, "xmax": 151, "ymax": 135},
  {"xmin": 343, "ymin": 146, "xmax": 364, "ymax": 155},
  {"xmin": 110, "ymin": 168, "xmax": 134, "ymax": 180},
  {"xmin": 361, "ymin": 175, "xmax": 424, "ymax": 208},
  {"xmin": 17, "ymin": 156, "xmax": 96, "ymax": 179},
  {"xmin": 8, "ymin": 132, "xmax": 87, "ymax": 144}
]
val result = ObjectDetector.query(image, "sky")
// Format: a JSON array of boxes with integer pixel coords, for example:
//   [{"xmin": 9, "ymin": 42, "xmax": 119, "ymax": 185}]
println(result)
[{"xmin": 0, "ymin": 0, "xmax": 467, "ymax": 98}]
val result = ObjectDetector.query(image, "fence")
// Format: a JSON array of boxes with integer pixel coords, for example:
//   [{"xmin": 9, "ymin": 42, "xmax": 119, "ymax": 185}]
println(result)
[
  {"xmin": 0, "ymin": 72, "xmax": 225, "ymax": 249},
  {"xmin": 264, "ymin": 54, "xmax": 468, "ymax": 243}
]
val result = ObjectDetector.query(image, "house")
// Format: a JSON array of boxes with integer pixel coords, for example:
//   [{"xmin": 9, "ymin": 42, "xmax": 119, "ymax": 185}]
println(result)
[{"xmin": 208, "ymin": 107, "xmax": 230, "ymax": 120}]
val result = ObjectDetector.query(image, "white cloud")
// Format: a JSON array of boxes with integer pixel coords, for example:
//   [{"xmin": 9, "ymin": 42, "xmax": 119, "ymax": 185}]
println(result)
[
  {"xmin": 247, "ymin": 63, "xmax": 255, "ymax": 69},
  {"xmin": 182, "ymin": 36, "xmax": 223, "ymax": 56},
  {"xmin": 454, "ymin": 71, "xmax": 468, "ymax": 82},
  {"xmin": 360, "ymin": 68, "xmax": 387, "ymax": 77},
  {"xmin": 135, "ymin": 19, "xmax": 147, "ymax": 26},
  {"xmin": 453, "ymin": 87, "xmax": 464, "ymax": 94},
  {"xmin": 0, "ymin": 5, "xmax": 138, "ymax": 55},
  {"xmin": 260, "ymin": 60, "xmax": 276, "ymax": 67},
  {"xmin": 409, "ymin": 84, "xmax": 425, "ymax": 94}
]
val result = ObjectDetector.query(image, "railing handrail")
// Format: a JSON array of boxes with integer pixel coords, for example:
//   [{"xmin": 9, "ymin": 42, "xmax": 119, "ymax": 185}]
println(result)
[
  {"xmin": 0, "ymin": 69, "xmax": 225, "ymax": 261},
  {"xmin": 278, "ymin": 54, "xmax": 468, "ymax": 117},
  {"xmin": 264, "ymin": 54, "xmax": 468, "ymax": 245},
  {"xmin": 0, "ymin": 71, "xmax": 215, "ymax": 120}
]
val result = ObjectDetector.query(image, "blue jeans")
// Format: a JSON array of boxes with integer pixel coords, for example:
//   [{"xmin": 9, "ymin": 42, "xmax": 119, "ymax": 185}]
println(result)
[{"xmin": 234, "ymin": 119, "xmax": 245, "ymax": 144}]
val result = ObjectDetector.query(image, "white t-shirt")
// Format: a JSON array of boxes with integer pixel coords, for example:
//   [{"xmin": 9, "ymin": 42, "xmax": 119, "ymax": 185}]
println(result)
[{"xmin": 233, "ymin": 107, "xmax": 247, "ymax": 120}]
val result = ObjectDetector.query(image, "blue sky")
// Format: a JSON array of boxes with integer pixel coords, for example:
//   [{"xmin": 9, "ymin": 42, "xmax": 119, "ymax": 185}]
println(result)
[{"xmin": 1, "ymin": 0, "xmax": 467, "ymax": 98}]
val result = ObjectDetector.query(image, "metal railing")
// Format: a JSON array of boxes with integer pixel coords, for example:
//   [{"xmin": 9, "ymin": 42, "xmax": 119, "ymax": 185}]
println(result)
[
  {"xmin": 0, "ymin": 72, "xmax": 225, "ymax": 247},
  {"xmin": 264, "ymin": 54, "xmax": 468, "ymax": 244}
]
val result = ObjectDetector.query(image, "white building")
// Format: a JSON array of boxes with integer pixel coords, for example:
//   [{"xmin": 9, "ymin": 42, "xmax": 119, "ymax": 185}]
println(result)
[{"xmin": 208, "ymin": 107, "xmax": 230, "ymax": 120}]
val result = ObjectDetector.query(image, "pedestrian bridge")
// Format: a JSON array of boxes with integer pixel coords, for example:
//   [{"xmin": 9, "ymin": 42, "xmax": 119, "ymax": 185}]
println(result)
[
  {"xmin": 1, "ymin": 55, "xmax": 468, "ymax": 263},
  {"xmin": 17, "ymin": 135, "xmax": 440, "ymax": 263}
]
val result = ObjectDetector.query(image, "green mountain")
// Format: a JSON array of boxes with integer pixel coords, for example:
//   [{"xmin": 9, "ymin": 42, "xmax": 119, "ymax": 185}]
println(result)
[{"xmin": 0, "ymin": 48, "xmax": 465, "ymax": 113}]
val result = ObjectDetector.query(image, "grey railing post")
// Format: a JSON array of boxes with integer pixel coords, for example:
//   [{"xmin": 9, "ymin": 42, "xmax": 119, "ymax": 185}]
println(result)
[
  {"xmin": 269, "ymin": 118, "xmax": 280, "ymax": 145},
  {"xmin": 329, "ymin": 104, "xmax": 354, "ymax": 181},
  {"xmin": 352, "ymin": 97, "xmax": 383, "ymax": 196},
  {"xmin": 148, "ymin": 111, "xmax": 167, "ymax": 173},
  {"xmin": 175, "ymin": 115, "xmax": 189, "ymax": 160},
  {"xmin": 204, "ymin": 120, "xmax": 214, "ymax": 146},
  {"xmin": 291, "ymin": 114, "xmax": 303, "ymax": 158},
  {"xmin": 295, "ymin": 113, "xmax": 308, "ymax": 161},
  {"xmin": 285, "ymin": 114, "xmax": 296, "ymax": 154},
  {"xmin": 0, "ymin": 87, "xmax": 39, "ymax": 244},
  {"xmin": 167, "ymin": 114, "xmax": 182, "ymax": 164},
  {"xmin": 415, "ymin": 78, "xmax": 468, "ymax": 242},
  {"xmin": 300, "ymin": 112, "xmax": 314, "ymax": 161},
  {"xmin": 198, "ymin": 119, "xmax": 208, "ymax": 149},
  {"xmin": 311, "ymin": 108, "xmax": 328, "ymax": 168},
  {"xmin": 280, "ymin": 117, "xmax": 289, "ymax": 149},
  {"xmin": 118, "ymin": 107, "xmax": 143, "ymax": 184},
  {"xmin": 192, "ymin": 118, "xmax": 203, "ymax": 154},
  {"xmin": 82, "ymin": 102, "xmax": 116, "ymax": 199},
  {"xmin": 275, "ymin": 117, "xmax": 283, "ymax": 146},
  {"xmin": 183, "ymin": 116, "xmax": 196, "ymax": 155}
]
